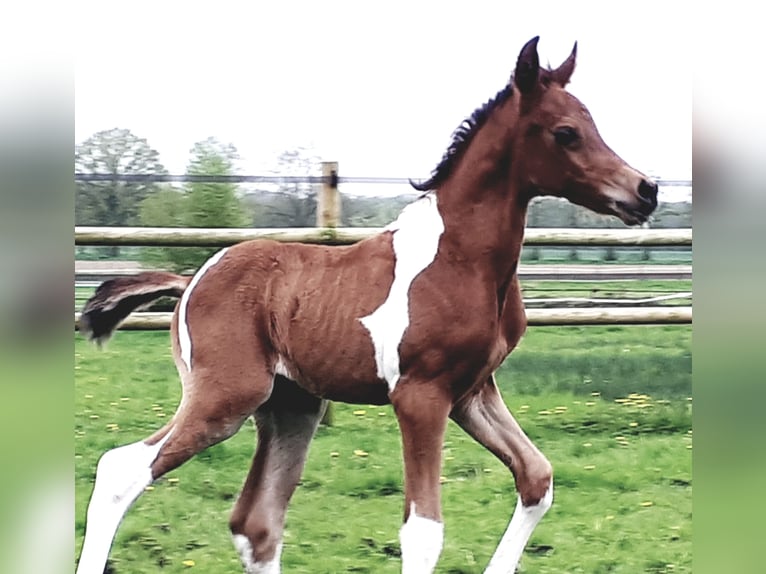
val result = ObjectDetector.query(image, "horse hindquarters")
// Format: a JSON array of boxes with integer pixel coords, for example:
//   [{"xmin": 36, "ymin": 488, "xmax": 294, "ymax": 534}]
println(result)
[{"xmin": 77, "ymin": 258, "xmax": 278, "ymax": 573}]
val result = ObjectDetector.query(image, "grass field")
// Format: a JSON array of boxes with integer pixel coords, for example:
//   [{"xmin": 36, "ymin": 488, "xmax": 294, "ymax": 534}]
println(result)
[{"xmin": 75, "ymin": 326, "xmax": 691, "ymax": 573}]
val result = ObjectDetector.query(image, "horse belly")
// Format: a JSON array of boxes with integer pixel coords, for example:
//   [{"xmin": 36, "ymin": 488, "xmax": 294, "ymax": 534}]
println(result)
[
  {"xmin": 279, "ymin": 318, "xmax": 391, "ymax": 405},
  {"xmin": 264, "ymin": 236, "xmax": 397, "ymax": 405},
  {"xmin": 270, "ymin": 283, "xmax": 393, "ymax": 405}
]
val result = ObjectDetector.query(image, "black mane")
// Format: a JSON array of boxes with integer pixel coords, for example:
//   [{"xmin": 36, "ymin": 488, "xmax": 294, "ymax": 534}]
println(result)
[{"xmin": 410, "ymin": 83, "xmax": 515, "ymax": 192}]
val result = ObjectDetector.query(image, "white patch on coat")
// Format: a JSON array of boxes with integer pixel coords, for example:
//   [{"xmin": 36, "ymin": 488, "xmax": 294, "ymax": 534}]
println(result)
[
  {"xmin": 359, "ymin": 194, "xmax": 444, "ymax": 391},
  {"xmin": 178, "ymin": 248, "xmax": 229, "ymax": 371},
  {"xmin": 273, "ymin": 356, "xmax": 293, "ymax": 379},
  {"xmin": 484, "ymin": 483, "xmax": 554, "ymax": 574},
  {"xmin": 232, "ymin": 535, "xmax": 283, "ymax": 574},
  {"xmin": 77, "ymin": 430, "xmax": 174, "ymax": 574},
  {"xmin": 399, "ymin": 503, "xmax": 444, "ymax": 574}
]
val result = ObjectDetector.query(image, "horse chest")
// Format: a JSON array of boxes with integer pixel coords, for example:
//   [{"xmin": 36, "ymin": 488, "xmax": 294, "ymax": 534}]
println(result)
[{"xmin": 466, "ymin": 292, "xmax": 527, "ymax": 383}]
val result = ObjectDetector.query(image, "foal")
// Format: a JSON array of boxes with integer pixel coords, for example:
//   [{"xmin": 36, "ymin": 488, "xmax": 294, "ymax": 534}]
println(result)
[{"xmin": 77, "ymin": 36, "xmax": 658, "ymax": 573}]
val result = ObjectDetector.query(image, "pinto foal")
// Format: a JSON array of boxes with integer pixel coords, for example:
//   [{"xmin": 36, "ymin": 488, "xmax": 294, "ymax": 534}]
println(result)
[{"xmin": 77, "ymin": 36, "xmax": 658, "ymax": 573}]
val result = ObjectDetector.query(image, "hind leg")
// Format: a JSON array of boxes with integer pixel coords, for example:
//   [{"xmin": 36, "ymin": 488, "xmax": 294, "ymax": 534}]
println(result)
[
  {"xmin": 229, "ymin": 376, "xmax": 327, "ymax": 573},
  {"xmin": 77, "ymin": 423, "xmax": 175, "ymax": 574},
  {"xmin": 450, "ymin": 375, "xmax": 553, "ymax": 574},
  {"xmin": 77, "ymin": 370, "xmax": 273, "ymax": 574}
]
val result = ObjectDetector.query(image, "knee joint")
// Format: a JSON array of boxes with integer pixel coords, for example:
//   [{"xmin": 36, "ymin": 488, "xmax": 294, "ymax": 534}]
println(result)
[{"xmin": 518, "ymin": 458, "xmax": 553, "ymax": 508}]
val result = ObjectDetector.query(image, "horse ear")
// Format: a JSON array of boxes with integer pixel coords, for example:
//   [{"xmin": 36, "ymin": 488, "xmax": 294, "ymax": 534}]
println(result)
[
  {"xmin": 551, "ymin": 42, "xmax": 577, "ymax": 86},
  {"xmin": 514, "ymin": 36, "xmax": 540, "ymax": 95}
]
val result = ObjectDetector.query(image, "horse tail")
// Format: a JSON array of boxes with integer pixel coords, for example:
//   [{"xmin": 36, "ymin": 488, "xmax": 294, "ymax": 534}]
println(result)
[{"xmin": 79, "ymin": 272, "xmax": 192, "ymax": 345}]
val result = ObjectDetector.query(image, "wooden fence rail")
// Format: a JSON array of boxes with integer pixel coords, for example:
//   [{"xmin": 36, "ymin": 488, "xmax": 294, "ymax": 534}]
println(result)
[
  {"xmin": 75, "ymin": 226, "xmax": 692, "ymax": 247},
  {"xmin": 74, "ymin": 307, "xmax": 692, "ymax": 332}
]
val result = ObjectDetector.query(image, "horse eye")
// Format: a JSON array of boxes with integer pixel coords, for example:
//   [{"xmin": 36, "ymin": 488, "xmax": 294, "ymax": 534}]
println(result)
[{"xmin": 553, "ymin": 126, "xmax": 580, "ymax": 147}]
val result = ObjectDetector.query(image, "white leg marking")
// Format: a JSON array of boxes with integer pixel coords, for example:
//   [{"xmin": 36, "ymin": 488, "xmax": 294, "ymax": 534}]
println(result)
[
  {"xmin": 360, "ymin": 195, "xmax": 444, "ymax": 392},
  {"xmin": 233, "ymin": 534, "xmax": 283, "ymax": 574},
  {"xmin": 399, "ymin": 503, "xmax": 444, "ymax": 574},
  {"xmin": 483, "ymin": 484, "xmax": 553, "ymax": 574},
  {"xmin": 77, "ymin": 430, "xmax": 174, "ymax": 574},
  {"xmin": 178, "ymin": 247, "xmax": 229, "ymax": 371}
]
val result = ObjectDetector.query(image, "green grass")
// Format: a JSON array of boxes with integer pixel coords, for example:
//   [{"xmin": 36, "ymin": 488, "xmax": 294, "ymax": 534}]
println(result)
[{"xmin": 75, "ymin": 327, "xmax": 691, "ymax": 573}]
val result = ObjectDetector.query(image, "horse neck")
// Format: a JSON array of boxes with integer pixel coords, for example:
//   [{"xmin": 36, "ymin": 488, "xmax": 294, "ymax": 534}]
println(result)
[{"xmin": 435, "ymin": 97, "xmax": 530, "ymax": 286}]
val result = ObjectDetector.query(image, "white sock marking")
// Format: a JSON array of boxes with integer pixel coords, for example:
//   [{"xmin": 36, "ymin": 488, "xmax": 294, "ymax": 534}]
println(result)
[
  {"xmin": 77, "ymin": 430, "xmax": 174, "ymax": 574},
  {"xmin": 178, "ymin": 247, "xmax": 229, "ymax": 371},
  {"xmin": 360, "ymin": 195, "xmax": 444, "ymax": 391},
  {"xmin": 233, "ymin": 534, "xmax": 283, "ymax": 574},
  {"xmin": 399, "ymin": 503, "xmax": 444, "ymax": 574},
  {"xmin": 484, "ymin": 484, "xmax": 553, "ymax": 574}
]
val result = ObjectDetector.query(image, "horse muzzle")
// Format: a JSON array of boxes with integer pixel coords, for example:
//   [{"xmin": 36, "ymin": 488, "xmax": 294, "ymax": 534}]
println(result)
[{"xmin": 613, "ymin": 178, "xmax": 658, "ymax": 225}]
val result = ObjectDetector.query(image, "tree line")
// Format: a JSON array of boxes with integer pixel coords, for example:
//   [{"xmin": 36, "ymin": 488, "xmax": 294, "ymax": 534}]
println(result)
[{"xmin": 76, "ymin": 128, "xmax": 691, "ymax": 270}]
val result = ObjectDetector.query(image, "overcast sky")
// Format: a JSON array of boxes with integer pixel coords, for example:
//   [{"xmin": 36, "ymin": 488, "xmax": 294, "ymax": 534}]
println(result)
[{"xmin": 75, "ymin": 1, "xmax": 692, "ymax": 197}]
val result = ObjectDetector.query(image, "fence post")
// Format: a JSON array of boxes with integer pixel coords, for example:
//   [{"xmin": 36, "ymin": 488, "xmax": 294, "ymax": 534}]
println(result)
[
  {"xmin": 317, "ymin": 161, "xmax": 341, "ymax": 228},
  {"xmin": 318, "ymin": 161, "xmax": 339, "ymax": 426}
]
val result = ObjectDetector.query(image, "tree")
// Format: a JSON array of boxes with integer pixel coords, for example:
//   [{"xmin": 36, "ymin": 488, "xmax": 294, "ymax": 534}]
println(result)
[
  {"xmin": 75, "ymin": 128, "xmax": 166, "ymax": 227},
  {"xmin": 341, "ymin": 194, "xmax": 413, "ymax": 227},
  {"xmin": 185, "ymin": 138, "xmax": 248, "ymax": 228},
  {"xmin": 249, "ymin": 146, "xmax": 321, "ymax": 228},
  {"xmin": 137, "ymin": 186, "xmax": 187, "ymax": 269},
  {"xmin": 139, "ymin": 137, "xmax": 249, "ymax": 272}
]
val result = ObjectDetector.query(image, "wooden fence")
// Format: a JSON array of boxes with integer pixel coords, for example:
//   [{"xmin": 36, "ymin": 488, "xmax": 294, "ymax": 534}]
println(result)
[
  {"xmin": 74, "ymin": 307, "xmax": 691, "ymax": 332},
  {"xmin": 75, "ymin": 226, "xmax": 692, "ymax": 248},
  {"xmin": 74, "ymin": 163, "xmax": 692, "ymax": 328},
  {"xmin": 73, "ymin": 225, "xmax": 693, "ymax": 328}
]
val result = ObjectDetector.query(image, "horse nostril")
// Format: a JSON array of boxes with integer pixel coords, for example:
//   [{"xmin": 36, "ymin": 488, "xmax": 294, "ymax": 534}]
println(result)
[{"xmin": 638, "ymin": 179, "xmax": 658, "ymax": 202}]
